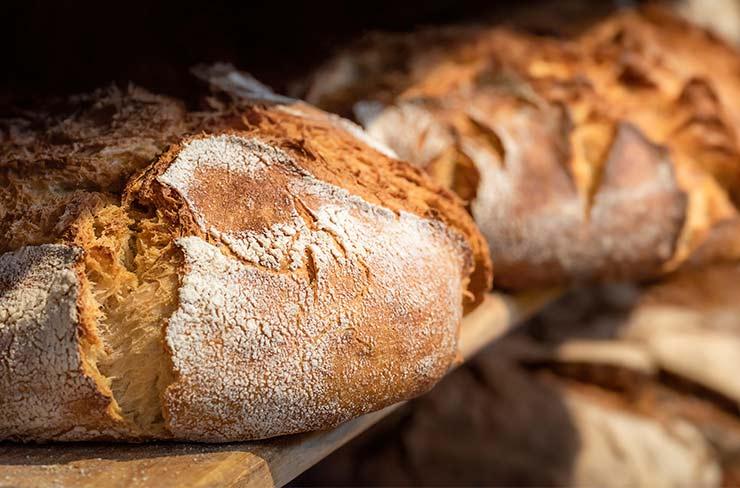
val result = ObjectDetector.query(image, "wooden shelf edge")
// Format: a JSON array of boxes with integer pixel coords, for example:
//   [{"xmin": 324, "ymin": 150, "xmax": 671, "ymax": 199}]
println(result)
[{"xmin": 0, "ymin": 289, "xmax": 559, "ymax": 488}]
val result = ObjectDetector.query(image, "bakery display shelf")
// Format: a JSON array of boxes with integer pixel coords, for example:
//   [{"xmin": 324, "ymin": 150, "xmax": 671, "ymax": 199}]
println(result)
[{"xmin": 0, "ymin": 289, "xmax": 557, "ymax": 488}]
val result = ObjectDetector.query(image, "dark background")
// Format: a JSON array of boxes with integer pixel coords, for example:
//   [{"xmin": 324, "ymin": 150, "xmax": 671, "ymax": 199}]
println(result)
[
  {"xmin": 1, "ymin": 0, "xmax": 630, "ymax": 107},
  {"xmin": 2, "ymin": 0, "xmax": 497, "ymax": 104}
]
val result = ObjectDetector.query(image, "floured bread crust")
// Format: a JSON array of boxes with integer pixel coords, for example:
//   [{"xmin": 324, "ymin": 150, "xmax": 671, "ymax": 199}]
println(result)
[
  {"xmin": 167, "ymin": 227, "xmax": 462, "ymax": 440},
  {"xmin": 0, "ymin": 245, "xmax": 124, "ymax": 440},
  {"xmin": 132, "ymin": 103, "xmax": 491, "ymax": 306},
  {"xmin": 305, "ymin": 7, "xmax": 740, "ymax": 289},
  {"xmin": 131, "ymin": 122, "xmax": 478, "ymax": 440},
  {"xmin": 0, "ymin": 88, "xmax": 490, "ymax": 441}
]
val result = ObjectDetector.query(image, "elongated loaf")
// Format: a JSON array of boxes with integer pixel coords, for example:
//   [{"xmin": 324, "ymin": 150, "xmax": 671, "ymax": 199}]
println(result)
[
  {"xmin": 0, "ymin": 85, "xmax": 491, "ymax": 442},
  {"xmin": 305, "ymin": 7, "xmax": 740, "ymax": 289}
]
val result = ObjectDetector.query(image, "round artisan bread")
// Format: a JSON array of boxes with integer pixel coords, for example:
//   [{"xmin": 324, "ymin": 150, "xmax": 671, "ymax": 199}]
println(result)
[
  {"xmin": 305, "ymin": 7, "xmax": 740, "ymax": 290},
  {"xmin": 0, "ymin": 91, "xmax": 491, "ymax": 442}
]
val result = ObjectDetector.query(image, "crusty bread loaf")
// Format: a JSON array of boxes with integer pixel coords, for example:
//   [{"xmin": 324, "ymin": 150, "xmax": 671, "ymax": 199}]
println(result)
[
  {"xmin": 305, "ymin": 7, "xmax": 740, "ymax": 289},
  {"xmin": 0, "ymin": 81, "xmax": 491, "ymax": 441}
]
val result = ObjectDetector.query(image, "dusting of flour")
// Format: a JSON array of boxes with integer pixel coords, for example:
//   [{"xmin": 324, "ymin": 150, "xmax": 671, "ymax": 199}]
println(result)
[
  {"xmin": 157, "ymin": 133, "xmax": 468, "ymax": 441},
  {"xmin": 0, "ymin": 245, "xmax": 120, "ymax": 440}
]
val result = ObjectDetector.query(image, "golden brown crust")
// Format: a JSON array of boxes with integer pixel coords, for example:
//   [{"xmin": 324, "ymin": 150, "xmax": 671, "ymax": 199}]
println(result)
[
  {"xmin": 0, "ymin": 85, "xmax": 188, "ymax": 252},
  {"xmin": 583, "ymin": 7, "xmax": 740, "ymax": 192},
  {"xmin": 307, "ymin": 8, "xmax": 740, "ymax": 289},
  {"xmin": 129, "ymin": 102, "xmax": 491, "ymax": 305},
  {"xmin": 124, "ymin": 113, "xmax": 487, "ymax": 439},
  {"xmin": 366, "ymin": 85, "xmax": 689, "ymax": 288},
  {"xmin": 0, "ymin": 84, "xmax": 490, "ymax": 441}
]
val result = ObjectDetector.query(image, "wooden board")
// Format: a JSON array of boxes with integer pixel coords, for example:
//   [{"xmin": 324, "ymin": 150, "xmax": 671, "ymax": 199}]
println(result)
[{"xmin": 0, "ymin": 290, "xmax": 557, "ymax": 488}]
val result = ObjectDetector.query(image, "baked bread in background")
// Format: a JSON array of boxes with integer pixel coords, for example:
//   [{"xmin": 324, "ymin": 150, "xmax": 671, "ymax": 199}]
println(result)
[
  {"xmin": 0, "ymin": 74, "xmax": 491, "ymax": 442},
  {"xmin": 304, "ymin": 7, "xmax": 740, "ymax": 290},
  {"xmin": 296, "ymin": 264, "xmax": 740, "ymax": 486}
]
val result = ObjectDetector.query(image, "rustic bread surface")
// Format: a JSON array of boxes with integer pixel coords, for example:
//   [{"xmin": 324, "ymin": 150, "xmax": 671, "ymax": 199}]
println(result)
[
  {"xmin": 305, "ymin": 7, "xmax": 740, "ymax": 289},
  {"xmin": 0, "ymin": 87, "xmax": 491, "ymax": 441}
]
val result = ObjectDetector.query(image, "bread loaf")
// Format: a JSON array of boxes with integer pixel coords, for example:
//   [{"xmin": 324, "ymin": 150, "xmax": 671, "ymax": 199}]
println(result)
[
  {"xmin": 0, "ymin": 81, "xmax": 491, "ymax": 441},
  {"xmin": 305, "ymin": 7, "xmax": 740, "ymax": 289}
]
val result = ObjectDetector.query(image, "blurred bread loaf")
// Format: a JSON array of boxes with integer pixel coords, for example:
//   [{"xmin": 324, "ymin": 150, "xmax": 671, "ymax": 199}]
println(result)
[
  {"xmin": 0, "ymin": 78, "xmax": 491, "ymax": 442},
  {"xmin": 305, "ymin": 7, "xmax": 740, "ymax": 289},
  {"xmin": 299, "ymin": 266, "xmax": 740, "ymax": 486}
]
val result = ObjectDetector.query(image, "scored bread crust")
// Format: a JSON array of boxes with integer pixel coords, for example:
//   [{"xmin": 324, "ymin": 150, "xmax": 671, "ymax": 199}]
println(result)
[
  {"xmin": 363, "ymin": 82, "xmax": 689, "ymax": 289},
  {"xmin": 0, "ymin": 88, "xmax": 491, "ymax": 441},
  {"xmin": 305, "ymin": 7, "xmax": 740, "ymax": 289}
]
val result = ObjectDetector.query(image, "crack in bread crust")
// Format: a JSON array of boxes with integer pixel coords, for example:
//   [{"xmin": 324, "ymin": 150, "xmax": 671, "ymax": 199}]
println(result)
[
  {"xmin": 77, "ymin": 205, "xmax": 180, "ymax": 436},
  {"xmin": 0, "ymin": 87, "xmax": 490, "ymax": 441},
  {"xmin": 192, "ymin": 103, "xmax": 492, "ymax": 303},
  {"xmin": 139, "ymin": 133, "xmax": 472, "ymax": 441},
  {"xmin": 0, "ymin": 245, "xmax": 124, "ymax": 441}
]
